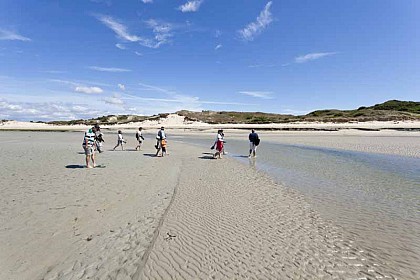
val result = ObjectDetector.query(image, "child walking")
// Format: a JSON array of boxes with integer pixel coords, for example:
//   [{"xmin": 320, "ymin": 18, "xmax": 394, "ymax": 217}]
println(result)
[
  {"xmin": 135, "ymin": 127, "xmax": 144, "ymax": 151},
  {"xmin": 113, "ymin": 130, "xmax": 126, "ymax": 151}
]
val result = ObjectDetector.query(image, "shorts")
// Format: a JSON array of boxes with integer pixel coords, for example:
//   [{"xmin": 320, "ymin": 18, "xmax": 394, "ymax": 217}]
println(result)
[
  {"xmin": 84, "ymin": 146, "xmax": 94, "ymax": 155},
  {"xmin": 250, "ymin": 142, "xmax": 257, "ymax": 151}
]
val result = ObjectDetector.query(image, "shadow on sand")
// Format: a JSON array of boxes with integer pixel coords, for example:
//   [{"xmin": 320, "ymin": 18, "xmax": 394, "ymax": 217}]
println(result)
[
  {"xmin": 143, "ymin": 153, "xmax": 157, "ymax": 157},
  {"xmin": 65, "ymin": 164, "xmax": 85, "ymax": 169},
  {"xmin": 199, "ymin": 153, "xmax": 215, "ymax": 160}
]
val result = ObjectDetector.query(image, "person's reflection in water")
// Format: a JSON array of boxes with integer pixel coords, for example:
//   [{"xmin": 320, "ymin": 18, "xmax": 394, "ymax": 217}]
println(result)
[{"xmin": 248, "ymin": 157, "xmax": 256, "ymax": 168}]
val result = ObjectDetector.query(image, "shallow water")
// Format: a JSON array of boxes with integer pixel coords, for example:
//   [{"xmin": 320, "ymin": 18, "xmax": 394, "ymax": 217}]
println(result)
[{"xmin": 176, "ymin": 135, "xmax": 420, "ymax": 279}]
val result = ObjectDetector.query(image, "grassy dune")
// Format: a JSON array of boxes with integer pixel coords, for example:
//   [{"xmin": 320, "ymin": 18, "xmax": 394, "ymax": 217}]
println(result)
[{"xmin": 41, "ymin": 100, "xmax": 420, "ymax": 125}]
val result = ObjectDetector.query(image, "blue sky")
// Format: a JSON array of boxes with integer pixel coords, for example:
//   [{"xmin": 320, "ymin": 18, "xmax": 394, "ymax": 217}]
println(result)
[{"xmin": 0, "ymin": 0, "xmax": 419, "ymax": 121}]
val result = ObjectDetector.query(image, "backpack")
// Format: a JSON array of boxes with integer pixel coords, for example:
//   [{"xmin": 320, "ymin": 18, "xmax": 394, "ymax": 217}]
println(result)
[{"xmin": 255, "ymin": 138, "xmax": 260, "ymax": 146}]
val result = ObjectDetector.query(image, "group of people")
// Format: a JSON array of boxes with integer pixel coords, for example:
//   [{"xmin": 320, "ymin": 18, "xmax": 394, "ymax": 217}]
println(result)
[
  {"xmin": 82, "ymin": 126, "xmax": 169, "ymax": 168},
  {"xmin": 211, "ymin": 129, "xmax": 260, "ymax": 159},
  {"xmin": 82, "ymin": 125, "xmax": 260, "ymax": 168}
]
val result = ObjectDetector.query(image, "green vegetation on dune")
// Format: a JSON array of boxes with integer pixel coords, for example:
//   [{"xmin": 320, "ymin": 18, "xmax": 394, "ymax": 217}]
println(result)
[
  {"xmin": 302, "ymin": 100, "xmax": 420, "ymax": 122},
  {"xmin": 40, "ymin": 100, "xmax": 420, "ymax": 125},
  {"xmin": 178, "ymin": 100, "xmax": 420, "ymax": 124},
  {"xmin": 177, "ymin": 110, "xmax": 294, "ymax": 124},
  {"xmin": 47, "ymin": 115, "xmax": 148, "ymax": 126},
  {"xmin": 370, "ymin": 100, "xmax": 420, "ymax": 114}
]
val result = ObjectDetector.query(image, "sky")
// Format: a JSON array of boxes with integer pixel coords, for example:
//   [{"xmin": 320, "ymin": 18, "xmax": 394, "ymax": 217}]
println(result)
[{"xmin": 0, "ymin": 0, "xmax": 419, "ymax": 121}]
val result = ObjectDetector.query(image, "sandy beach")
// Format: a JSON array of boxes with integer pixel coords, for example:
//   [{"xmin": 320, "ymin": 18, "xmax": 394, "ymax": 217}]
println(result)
[{"xmin": 1, "ymin": 128, "xmax": 419, "ymax": 279}]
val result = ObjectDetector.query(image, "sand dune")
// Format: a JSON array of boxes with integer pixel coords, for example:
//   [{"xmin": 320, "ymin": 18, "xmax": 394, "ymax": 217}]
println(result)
[{"xmin": 1, "ymin": 114, "xmax": 420, "ymax": 132}]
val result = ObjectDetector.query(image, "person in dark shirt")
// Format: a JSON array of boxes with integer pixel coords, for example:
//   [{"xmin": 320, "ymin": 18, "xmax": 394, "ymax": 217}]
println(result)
[
  {"xmin": 248, "ymin": 129, "xmax": 260, "ymax": 158},
  {"xmin": 94, "ymin": 125, "xmax": 104, "ymax": 153}
]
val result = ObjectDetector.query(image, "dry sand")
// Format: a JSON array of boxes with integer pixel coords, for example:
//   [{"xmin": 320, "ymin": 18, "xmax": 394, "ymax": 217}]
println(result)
[{"xmin": 0, "ymin": 130, "xmax": 416, "ymax": 279}]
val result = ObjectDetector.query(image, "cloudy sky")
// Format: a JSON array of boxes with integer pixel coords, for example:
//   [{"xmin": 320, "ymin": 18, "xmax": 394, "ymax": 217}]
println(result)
[{"xmin": 0, "ymin": 0, "xmax": 419, "ymax": 121}]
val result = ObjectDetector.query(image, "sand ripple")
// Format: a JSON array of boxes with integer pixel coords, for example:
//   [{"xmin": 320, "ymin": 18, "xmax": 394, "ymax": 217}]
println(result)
[{"xmin": 138, "ymin": 157, "xmax": 395, "ymax": 279}]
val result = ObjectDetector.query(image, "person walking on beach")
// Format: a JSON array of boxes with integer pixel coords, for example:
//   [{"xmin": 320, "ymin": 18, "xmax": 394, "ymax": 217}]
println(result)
[
  {"xmin": 135, "ymin": 127, "xmax": 144, "ymax": 151},
  {"xmin": 248, "ymin": 129, "xmax": 260, "ymax": 158},
  {"xmin": 213, "ymin": 129, "xmax": 224, "ymax": 159},
  {"xmin": 211, "ymin": 129, "xmax": 225, "ymax": 151},
  {"xmin": 220, "ymin": 129, "xmax": 226, "ymax": 155},
  {"xmin": 82, "ymin": 125, "xmax": 97, "ymax": 168},
  {"xmin": 113, "ymin": 130, "xmax": 126, "ymax": 151},
  {"xmin": 155, "ymin": 127, "xmax": 166, "ymax": 156},
  {"xmin": 94, "ymin": 125, "xmax": 105, "ymax": 153}
]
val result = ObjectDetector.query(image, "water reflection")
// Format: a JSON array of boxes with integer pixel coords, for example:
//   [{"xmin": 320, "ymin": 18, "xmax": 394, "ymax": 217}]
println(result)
[{"xmin": 178, "ymin": 135, "xmax": 420, "ymax": 277}]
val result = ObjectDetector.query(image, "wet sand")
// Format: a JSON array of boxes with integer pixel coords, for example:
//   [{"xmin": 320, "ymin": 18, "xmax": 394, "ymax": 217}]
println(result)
[{"xmin": 0, "ymin": 131, "xmax": 418, "ymax": 279}]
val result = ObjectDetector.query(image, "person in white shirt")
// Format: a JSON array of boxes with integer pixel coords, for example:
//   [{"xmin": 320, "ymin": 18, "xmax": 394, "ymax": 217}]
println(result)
[
  {"xmin": 213, "ymin": 129, "xmax": 224, "ymax": 159},
  {"xmin": 113, "ymin": 130, "xmax": 126, "ymax": 151},
  {"xmin": 135, "ymin": 127, "xmax": 144, "ymax": 151},
  {"xmin": 82, "ymin": 126, "xmax": 97, "ymax": 168}
]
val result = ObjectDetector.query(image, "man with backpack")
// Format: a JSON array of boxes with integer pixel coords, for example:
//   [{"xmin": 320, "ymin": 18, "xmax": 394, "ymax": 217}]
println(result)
[
  {"xmin": 248, "ymin": 129, "xmax": 260, "ymax": 158},
  {"xmin": 155, "ymin": 127, "xmax": 167, "ymax": 157}
]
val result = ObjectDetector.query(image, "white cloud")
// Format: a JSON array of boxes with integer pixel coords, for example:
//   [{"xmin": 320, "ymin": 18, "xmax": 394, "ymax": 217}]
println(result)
[
  {"xmin": 281, "ymin": 108, "xmax": 311, "ymax": 115},
  {"xmin": 41, "ymin": 70, "xmax": 67, "ymax": 74},
  {"xmin": 89, "ymin": 66, "xmax": 131, "ymax": 72},
  {"xmin": 239, "ymin": 91, "xmax": 274, "ymax": 99},
  {"xmin": 96, "ymin": 14, "xmax": 173, "ymax": 49},
  {"xmin": 0, "ymin": 29, "xmax": 31, "ymax": 41},
  {"xmin": 124, "ymin": 93, "xmax": 253, "ymax": 106},
  {"xmin": 96, "ymin": 15, "xmax": 142, "ymax": 42},
  {"xmin": 90, "ymin": 0, "xmax": 112, "ymax": 5},
  {"xmin": 238, "ymin": 1, "xmax": 273, "ymax": 41},
  {"xmin": 138, "ymin": 82, "xmax": 176, "ymax": 94},
  {"xmin": 215, "ymin": 44, "xmax": 222, "ymax": 50},
  {"xmin": 178, "ymin": 1, "xmax": 203, "ymax": 12},
  {"xmin": 103, "ymin": 95, "xmax": 124, "ymax": 106},
  {"xmin": 144, "ymin": 19, "xmax": 173, "ymax": 48},
  {"xmin": 49, "ymin": 78, "xmax": 111, "ymax": 87},
  {"xmin": 0, "ymin": 98, "xmax": 100, "ymax": 121},
  {"xmin": 115, "ymin": 43, "xmax": 126, "ymax": 50},
  {"xmin": 49, "ymin": 79, "xmax": 79, "ymax": 86},
  {"xmin": 295, "ymin": 52, "xmax": 337, "ymax": 63},
  {"xmin": 134, "ymin": 51, "xmax": 143, "ymax": 56},
  {"xmin": 248, "ymin": 64, "xmax": 276, "ymax": 68},
  {"xmin": 0, "ymin": 100, "xmax": 23, "ymax": 111},
  {"xmin": 141, "ymin": 0, "xmax": 153, "ymax": 3},
  {"xmin": 134, "ymin": 82, "xmax": 255, "ymax": 106},
  {"xmin": 118, "ymin": 84, "xmax": 125, "ymax": 90},
  {"xmin": 75, "ymin": 86, "xmax": 104, "ymax": 94}
]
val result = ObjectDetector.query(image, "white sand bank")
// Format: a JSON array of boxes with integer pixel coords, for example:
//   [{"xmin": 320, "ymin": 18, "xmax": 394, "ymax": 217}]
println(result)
[{"xmin": 1, "ymin": 114, "xmax": 420, "ymax": 132}]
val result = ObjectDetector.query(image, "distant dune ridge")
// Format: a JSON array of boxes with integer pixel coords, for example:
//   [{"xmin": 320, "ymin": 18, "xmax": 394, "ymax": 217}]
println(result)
[
  {"xmin": 0, "ymin": 100, "xmax": 419, "ymax": 131},
  {"xmin": 48, "ymin": 100, "xmax": 420, "ymax": 125}
]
